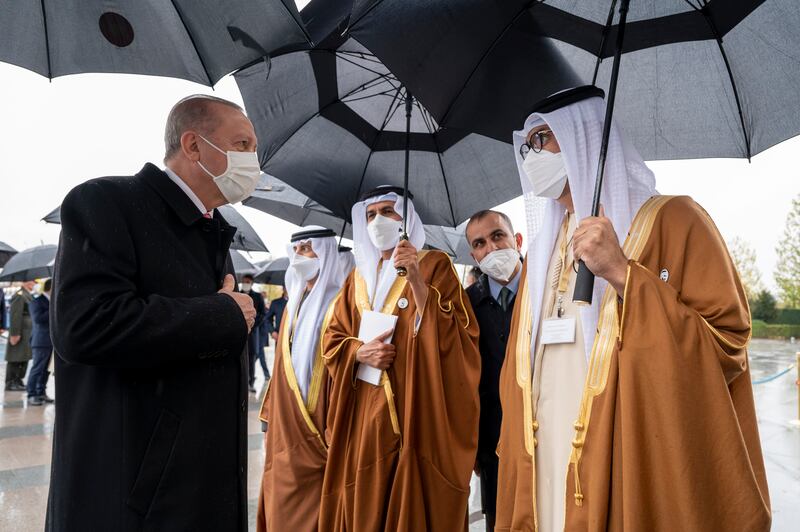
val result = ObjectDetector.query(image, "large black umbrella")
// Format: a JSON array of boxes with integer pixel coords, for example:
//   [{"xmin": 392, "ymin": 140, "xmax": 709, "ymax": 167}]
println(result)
[
  {"xmin": 346, "ymin": 0, "xmax": 800, "ymax": 161},
  {"xmin": 0, "ymin": 245, "xmax": 57, "ymax": 282},
  {"xmin": 44, "ymin": 204, "xmax": 267, "ymax": 253},
  {"xmin": 0, "ymin": 1, "xmax": 310, "ymax": 86},
  {"xmin": 245, "ymin": 175, "xmax": 475, "ymax": 265},
  {"xmin": 347, "ymin": 0, "xmax": 800, "ymax": 301},
  {"xmin": 254, "ymin": 257, "xmax": 289, "ymax": 286},
  {"xmin": 0, "ymin": 241, "xmax": 17, "ymax": 268},
  {"xmin": 233, "ymin": 36, "xmax": 520, "ymax": 230}
]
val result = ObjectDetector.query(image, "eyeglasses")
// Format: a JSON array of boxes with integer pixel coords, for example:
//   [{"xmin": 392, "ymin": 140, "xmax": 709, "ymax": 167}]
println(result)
[{"xmin": 519, "ymin": 129, "xmax": 553, "ymax": 159}]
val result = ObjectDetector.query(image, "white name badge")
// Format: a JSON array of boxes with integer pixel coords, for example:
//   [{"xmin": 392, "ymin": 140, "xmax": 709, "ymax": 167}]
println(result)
[{"xmin": 540, "ymin": 317, "xmax": 576, "ymax": 345}]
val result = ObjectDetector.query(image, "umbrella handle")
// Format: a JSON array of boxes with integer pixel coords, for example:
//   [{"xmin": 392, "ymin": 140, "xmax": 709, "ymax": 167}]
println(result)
[
  {"xmin": 573, "ymin": 260, "xmax": 594, "ymax": 305},
  {"xmin": 395, "ymin": 233, "xmax": 409, "ymax": 277}
]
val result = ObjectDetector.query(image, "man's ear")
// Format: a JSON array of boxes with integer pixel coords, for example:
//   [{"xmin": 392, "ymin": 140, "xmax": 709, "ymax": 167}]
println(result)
[
  {"xmin": 181, "ymin": 131, "xmax": 201, "ymax": 161},
  {"xmin": 515, "ymin": 232, "xmax": 523, "ymax": 251}
]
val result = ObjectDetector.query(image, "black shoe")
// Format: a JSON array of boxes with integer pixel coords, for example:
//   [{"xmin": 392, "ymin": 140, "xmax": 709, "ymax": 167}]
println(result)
[
  {"xmin": 5, "ymin": 383, "xmax": 26, "ymax": 392},
  {"xmin": 28, "ymin": 396, "xmax": 44, "ymax": 406},
  {"xmin": 42, "ymin": 395, "xmax": 55, "ymax": 404}
]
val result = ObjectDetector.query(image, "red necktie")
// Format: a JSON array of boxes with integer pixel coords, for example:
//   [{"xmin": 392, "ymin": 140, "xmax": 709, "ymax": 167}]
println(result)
[{"xmin": 203, "ymin": 212, "xmax": 212, "ymax": 219}]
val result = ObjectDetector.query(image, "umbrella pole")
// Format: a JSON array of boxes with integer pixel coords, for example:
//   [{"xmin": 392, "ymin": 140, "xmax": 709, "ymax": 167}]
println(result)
[
  {"xmin": 573, "ymin": 0, "xmax": 630, "ymax": 305},
  {"xmin": 396, "ymin": 90, "xmax": 414, "ymax": 277}
]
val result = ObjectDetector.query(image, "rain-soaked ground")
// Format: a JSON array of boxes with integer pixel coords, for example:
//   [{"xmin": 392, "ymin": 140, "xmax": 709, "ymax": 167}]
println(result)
[{"xmin": 0, "ymin": 338, "xmax": 797, "ymax": 531}]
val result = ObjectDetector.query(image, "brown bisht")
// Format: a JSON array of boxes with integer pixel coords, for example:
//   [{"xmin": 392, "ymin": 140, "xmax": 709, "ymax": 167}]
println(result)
[
  {"xmin": 256, "ymin": 302, "xmax": 335, "ymax": 531},
  {"xmin": 496, "ymin": 195, "xmax": 771, "ymax": 532},
  {"xmin": 319, "ymin": 250, "xmax": 481, "ymax": 531}
]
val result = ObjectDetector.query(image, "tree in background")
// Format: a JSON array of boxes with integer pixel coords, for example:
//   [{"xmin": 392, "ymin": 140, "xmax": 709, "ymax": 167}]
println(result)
[
  {"xmin": 728, "ymin": 237, "xmax": 764, "ymax": 303},
  {"xmin": 775, "ymin": 195, "xmax": 800, "ymax": 308},
  {"xmin": 751, "ymin": 290, "xmax": 778, "ymax": 323}
]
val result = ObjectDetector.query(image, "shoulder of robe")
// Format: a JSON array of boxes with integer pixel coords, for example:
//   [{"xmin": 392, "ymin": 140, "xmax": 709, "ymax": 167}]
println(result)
[
  {"xmin": 420, "ymin": 249, "xmax": 457, "ymax": 278},
  {"xmin": 652, "ymin": 195, "xmax": 717, "ymax": 235}
]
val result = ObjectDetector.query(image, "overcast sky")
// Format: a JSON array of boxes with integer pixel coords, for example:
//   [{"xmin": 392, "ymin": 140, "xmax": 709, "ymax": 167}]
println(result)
[{"xmin": 0, "ymin": 42, "xmax": 797, "ymax": 291}]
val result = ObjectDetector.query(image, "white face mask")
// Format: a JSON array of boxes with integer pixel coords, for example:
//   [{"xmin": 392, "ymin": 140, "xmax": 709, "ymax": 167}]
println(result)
[
  {"xmin": 478, "ymin": 248, "xmax": 520, "ymax": 283},
  {"xmin": 521, "ymin": 149, "xmax": 568, "ymax": 200},
  {"xmin": 290, "ymin": 254, "xmax": 320, "ymax": 282},
  {"xmin": 367, "ymin": 214, "xmax": 402, "ymax": 251},
  {"xmin": 240, "ymin": 282, "xmax": 253, "ymax": 292},
  {"xmin": 197, "ymin": 135, "xmax": 261, "ymax": 204}
]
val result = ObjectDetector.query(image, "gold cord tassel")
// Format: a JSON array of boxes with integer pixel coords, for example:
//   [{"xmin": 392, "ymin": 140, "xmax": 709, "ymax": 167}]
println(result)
[{"xmin": 573, "ymin": 462, "xmax": 584, "ymax": 507}]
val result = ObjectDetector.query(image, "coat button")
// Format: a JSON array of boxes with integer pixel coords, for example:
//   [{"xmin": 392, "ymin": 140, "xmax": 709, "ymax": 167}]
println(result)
[
  {"xmin": 572, "ymin": 438, "xmax": 584, "ymax": 448},
  {"xmin": 573, "ymin": 421, "xmax": 584, "ymax": 431},
  {"xmin": 532, "ymin": 420, "xmax": 539, "ymax": 431}
]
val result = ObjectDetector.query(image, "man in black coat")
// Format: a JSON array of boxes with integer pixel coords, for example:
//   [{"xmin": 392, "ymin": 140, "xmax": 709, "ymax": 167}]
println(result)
[
  {"xmin": 48, "ymin": 95, "xmax": 260, "ymax": 532},
  {"xmin": 240, "ymin": 273, "xmax": 267, "ymax": 392},
  {"xmin": 465, "ymin": 210, "xmax": 523, "ymax": 532}
]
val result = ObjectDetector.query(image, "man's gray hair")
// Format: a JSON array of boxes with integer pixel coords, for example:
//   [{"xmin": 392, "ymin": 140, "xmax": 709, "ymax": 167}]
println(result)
[{"xmin": 163, "ymin": 95, "xmax": 244, "ymax": 162}]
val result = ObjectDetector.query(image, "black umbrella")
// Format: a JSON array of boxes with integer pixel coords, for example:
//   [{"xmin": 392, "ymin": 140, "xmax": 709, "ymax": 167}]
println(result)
[
  {"xmin": 245, "ymin": 175, "xmax": 475, "ymax": 265},
  {"xmin": 43, "ymin": 204, "xmax": 267, "ymax": 253},
  {"xmin": 230, "ymin": 250, "xmax": 259, "ymax": 277},
  {"xmin": 0, "ymin": 245, "xmax": 57, "ymax": 282},
  {"xmin": 233, "ymin": 37, "xmax": 520, "ymax": 231},
  {"xmin": 254, "ymin": 257, "xmax": 289, "ymax": 286},
  {"xmin": 0, "ymin": 241, "xmax": 17, "ymax": 268},
  {"xmin": 347, "ymin": 0, "xmax": 800, "ymax": 302},
  {"xmin": 0, "ymin": 1, "xmax": 310, "ymax": 86}
]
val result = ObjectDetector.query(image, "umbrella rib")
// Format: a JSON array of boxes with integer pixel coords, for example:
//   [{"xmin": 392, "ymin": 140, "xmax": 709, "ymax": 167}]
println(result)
[
  {"xmin": 416, "ymin": 100, "xmax": 457, "ymax": 226},
  {"xmin": 169, "ymin": 0, "xmax": 214, "ymax": 85},
  {"xmin": 39, "ymin": 0, "xmax": 52, "ymax": 79},
  {"xmin": 352, "ymin": 86, "xmax": 405, "ymax": 203},
  {"xmin": 263, "ymin": 63, "xmax": 391, "ymax": 164},
  {"xmin": 699, "ymin": 9, "xmax": 752, "ymax": 159}
]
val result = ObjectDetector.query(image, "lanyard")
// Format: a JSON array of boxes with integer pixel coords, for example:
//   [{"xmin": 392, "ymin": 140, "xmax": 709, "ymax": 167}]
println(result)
[{"xmin": 554, "ymin": 213, "xmax": 574, "ymax": 318}]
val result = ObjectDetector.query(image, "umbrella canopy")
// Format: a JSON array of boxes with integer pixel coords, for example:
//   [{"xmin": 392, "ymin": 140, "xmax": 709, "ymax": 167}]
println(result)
[
  {"xmin": 254, "ymin": 257, "xmax": 289, "ymax": 286},
  {"xmin": 245, "ymin": 175, "xmax": 475, "ymax": 264},
  {"xmin": 0, "ymin": 1, "xmax": 310, "ymax": 86},
  {"xmin": 0, "ymin": 241, "xmax": 17, "ymax": 268},
  {"xmin": 347, "ymin": 0, "xmax": 800, "ymax": 161},
  {"xmin": 234, "ymin": 35, "xmax": 520, "ymax": 228},
  {"xmin": 43, "ymin": 204, "xmax": 267, "ymax": 253},
  {"xmin": 230, "ymin": 250, "xmax": 258, "ymax": 277},
  {"xmin": 0, "ymin": 244, "xmax": 57, "ymax": 282}
]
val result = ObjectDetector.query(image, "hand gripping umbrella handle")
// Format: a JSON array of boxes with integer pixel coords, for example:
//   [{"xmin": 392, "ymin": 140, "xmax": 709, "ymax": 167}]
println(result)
[{"xmin": 395, "ymin": 233, "xmax": 409, "ymax": 277}]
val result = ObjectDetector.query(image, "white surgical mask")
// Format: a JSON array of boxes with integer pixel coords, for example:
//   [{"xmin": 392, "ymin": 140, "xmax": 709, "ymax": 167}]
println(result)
[
  {"xmin": 367, "ymin": 214, "xmax": 402, "ymax": 251},
  {"xmin": 478, "ymin": 248, "xmax": 520, "ymax": 283},
  {"xmin": 197, "ymin": 135, "xmax": 261, "ymax": 204},
  {"xmin": 521, "ymin": 149, "xmax": 568, "ymax": 200},
  {"xmin": 240, "ymin": 282, "xmax": 253, "ymax": 292},
  {"xmin": 290, "ymin": 254, "xmax": 320, "ymax": 282}
]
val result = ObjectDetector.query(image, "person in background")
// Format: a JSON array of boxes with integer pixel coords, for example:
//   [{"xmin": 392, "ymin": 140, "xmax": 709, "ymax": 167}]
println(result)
[
  {"xmin": 265, "ymin": 288, "xmax": 288, "ymax": 347},
  {"xmin": 465, "ymin": 210, "xmax": 523, "ymax": 531},
  {"xmin": 241, "ymin": 273, "xmax": 267, "ymax": 392},
  {"xmin": 5, "ymin": 280, "xmax": 34, "ymax": 392},
  {"xmin": 465, "ymin": 266, "xmax": 482, "ymax": 288},
  {"xmin": 27, "ymin": 278, "xmax": 54, "ymax": 405}
]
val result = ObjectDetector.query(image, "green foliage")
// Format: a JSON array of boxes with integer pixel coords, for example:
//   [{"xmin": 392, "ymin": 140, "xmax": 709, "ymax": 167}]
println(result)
[
  {"xmin": 751, "ymin": 290, "xmax": 778, "ymax": 322},
  {"xmin": 776, "ymin": 308, "xmax": 800, "ymax": 325},
  {"xmin": 751, "ymin": 319, "xmax": 800, "ymax": 339},
  {"xmin": 775, "ymin": 195, "xmax": 800, "ymax": 308}
]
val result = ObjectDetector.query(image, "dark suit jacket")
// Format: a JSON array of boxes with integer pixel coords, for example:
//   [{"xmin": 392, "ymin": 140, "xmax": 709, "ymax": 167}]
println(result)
[
  {"xmin": 48, "ymin": 163, "xmax": 249, "ymax": 532},
  {"xmin": 466, "ymin": 273, "xmax": 517, "ymax": 464},
  {"xmin": 29, "ymin": 294, "xmax": 52, "ymax": 349},
  {"xmin": 265, "ymin": 296, "xmax": 287, "ymax": 335}
]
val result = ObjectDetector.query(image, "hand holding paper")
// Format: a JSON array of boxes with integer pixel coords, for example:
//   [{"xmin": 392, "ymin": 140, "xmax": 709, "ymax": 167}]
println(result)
[{"xmin": 356, "ymin": 310, "xmax": 398, "ymax": 385}]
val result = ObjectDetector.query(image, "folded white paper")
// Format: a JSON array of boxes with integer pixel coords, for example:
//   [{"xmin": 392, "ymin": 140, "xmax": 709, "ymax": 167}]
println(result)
[{"xmin": 356, "ymin": 310, "xmax": 398, "ymax": 386}]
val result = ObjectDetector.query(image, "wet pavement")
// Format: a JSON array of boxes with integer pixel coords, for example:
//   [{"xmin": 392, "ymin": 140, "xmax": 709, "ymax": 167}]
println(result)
[{"xmin": 0, "ymin": 339, "xmax": 797, "ymax": 531}]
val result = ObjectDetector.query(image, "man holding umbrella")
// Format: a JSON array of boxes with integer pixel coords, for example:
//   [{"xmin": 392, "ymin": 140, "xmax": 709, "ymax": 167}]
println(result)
[
  {"xmin": 49, "ymin": 95, "xmax": 258, "ymax": 531},
  {"xmin": 496, "ymin": 87, "xmax": 770, "ymax": 531},
  {"xmin": 320, "ymin": 185, "xmax": 480, "ymax": 531}
]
